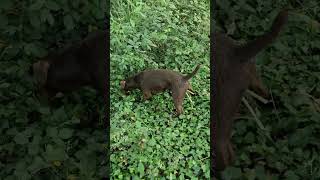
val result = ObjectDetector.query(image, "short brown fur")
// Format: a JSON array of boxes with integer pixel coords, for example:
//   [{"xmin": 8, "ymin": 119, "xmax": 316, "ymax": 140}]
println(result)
[
  {"xmin": 29, "ymin": 30, "xmax": 108, "ymax": 127},
  {"xmin": 121, "ymin": 65, "xmax": 201, "ymax": 116},
  {"xmin": 29, "ymin": 30, "xmax": 107, "ymax": 98},
  {"xmin": 213, "ymin": 10, "xmax": 289, "ymax": 171}
]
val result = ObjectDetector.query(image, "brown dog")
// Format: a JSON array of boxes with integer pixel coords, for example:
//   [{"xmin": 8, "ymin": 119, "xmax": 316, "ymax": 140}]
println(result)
[
  {"xmin": 120, "ymin": 65, "xmax": 201, "ymax": 116},
  {"xmin": 29, "ymin": 30, "xmax": 108, "ymax": 127},
  {"xmin": 30, "ymin": 30, "xmax": 107, "ymax": 99},
  {"xmin": 213, "ymin": 10, "xmax": 288, "ymax": 171}
]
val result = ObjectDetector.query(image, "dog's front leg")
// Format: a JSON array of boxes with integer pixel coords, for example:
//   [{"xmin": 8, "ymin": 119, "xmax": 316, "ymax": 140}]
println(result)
[{"xmin": 171, "ymin": 87, "xmax": 186, "ymax": 117}]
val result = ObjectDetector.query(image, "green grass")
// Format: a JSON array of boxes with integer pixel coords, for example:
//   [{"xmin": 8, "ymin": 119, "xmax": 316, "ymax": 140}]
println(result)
[{"xmin": 110, "ymin": 0, "xmax": 210, "ymax": 178}]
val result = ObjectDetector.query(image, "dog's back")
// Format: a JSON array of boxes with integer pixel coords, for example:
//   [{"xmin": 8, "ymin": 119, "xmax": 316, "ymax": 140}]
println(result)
[
  {"xmin": 78, "ymin": 30, "xmax": 107, "ymax": 92},
  {"xmin": 141, "ymin": 65, "xmax": 200, "ymax": 90},
  {"xmin": 139, "ymin": 69, "xmax": 181, "ymax": 91}
]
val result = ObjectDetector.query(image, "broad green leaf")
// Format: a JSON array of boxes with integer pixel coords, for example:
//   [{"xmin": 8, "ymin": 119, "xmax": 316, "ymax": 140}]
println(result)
[
  {"xmin": 222, "ymin": 167, "xmax": 242, "ymax": 180},
  {"xmin": 64, "ymin": 15, "xmax": 75, "ymax": 30},
  {"xmin": 135, "ymin": 121, "xmax": 141, "ymax": 128},
  {"xmin": 58, "ymin": 128, "xmax": 74, "ymax": 139},
  {"xmin": 24, "ymin": 43, "xmax": 47, "ymax": 57},
  {"xmin": 138, "ymin": 162, "xmax": 145, "ymax": 177},
  {"xmin": 148, "ymin": 138, "xmax": 156, "ymax": 146},
  {"xmin": 46, "ymin": 1, "xmax": 60, "ymax": 11},
  {"xmin": 14, "ymin": 133, "xmax": 29, "ymax": 145},
  {"xmin": 44, "ymin": 144, "xmax": 67, "ymax": 161},
  {"xmin": 0, "ymin": 82, "xmax": 10, "ymax": 88},
  {"xmin": 47, "ymin": 127, "xmax": 58, "ymax": 138},
  {"xmin": 52, "ymin": 107, "xmax": 67, "ymax": 121},
  {"xmin": 0, "ymin": 0, "xmax": 13, "ymax": 10},
  {"xmin": 14, "ymin": 169, "xmax": 31, "ymax": 180},
  {"xmin": 0, "ymin": 15, "xmax": 8, "ymax": 29},
  {"xmin": 29, "ymin": 0, "xmax": 44, "ymax": 10},
  {"xmin": 40, "ymin": 9, "xmax": 54, "ymax": 25},
  {"xmin": 285, "ymin": 170, "xmax": 300, "ymax": 180},
  {"xmin": 255, "ymin": 165, "xmax": 267, "ymax": 180},
  {"xmin": 27, "ymin": 156, "xmax": 48, "ymax": 173},
  {"xmin": 29, "ymin": 13, "xmax": 41, "ymax": 28},
  {"xmin": 38, "ymin": 106, "xmax": 50, "ymax": 115}
]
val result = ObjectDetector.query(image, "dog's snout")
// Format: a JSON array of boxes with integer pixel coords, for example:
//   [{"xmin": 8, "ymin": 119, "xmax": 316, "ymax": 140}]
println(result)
[{"xmin": 120, "ymin": 80, "xmax": 126, "ymax": 89}]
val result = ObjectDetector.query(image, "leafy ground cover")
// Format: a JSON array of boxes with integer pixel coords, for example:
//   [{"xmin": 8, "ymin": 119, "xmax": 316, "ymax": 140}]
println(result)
[
  {"xmin": 0, "ymin": 1, "xmax": 108, "ymax": 179},
  {"xmin": 110, "ymin": 0, "xmax": 210, "ymax": 178},
  {"xmin": 215, "ymin": 0, "xmax": 320, "ymax": 179}
]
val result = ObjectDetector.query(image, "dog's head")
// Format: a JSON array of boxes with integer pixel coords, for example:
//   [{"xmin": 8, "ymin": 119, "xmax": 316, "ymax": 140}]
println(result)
[
  {"xmin": 120, "ymin": 73, "xmax": 141, "ymax": 94},
  {"xmin": 28, "ymin": 60, "xmax": 52, "ymax": 100}
]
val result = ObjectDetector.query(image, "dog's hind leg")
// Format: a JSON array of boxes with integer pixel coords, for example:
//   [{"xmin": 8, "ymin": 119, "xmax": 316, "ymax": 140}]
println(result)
[
  {"xmin": 248, "ymin": 63, "xmax": 269, "ymax": 98},
  {"xmin": 187, "ymin": 84, "xmax": 196, "ymax": 95}
]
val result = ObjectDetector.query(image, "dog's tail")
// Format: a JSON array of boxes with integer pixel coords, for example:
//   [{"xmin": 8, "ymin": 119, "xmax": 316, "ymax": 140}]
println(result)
[
  {"xmin": 235, "ymin": 9, "xmax": 289, "ymax": 62},
  {"xmin": 183, "ymin": 64, "xmax": 201, "ymax": 81}
]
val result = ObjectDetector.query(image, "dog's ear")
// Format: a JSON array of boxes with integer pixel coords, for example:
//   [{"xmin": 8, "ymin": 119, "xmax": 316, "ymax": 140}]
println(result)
[
  {"xmin": 133, "ymin": 72, "xmax": 143, "ymax": 82},
  {"xmin": 32, "ymin": 61, "xmax": 50, "ymax": 86}
]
